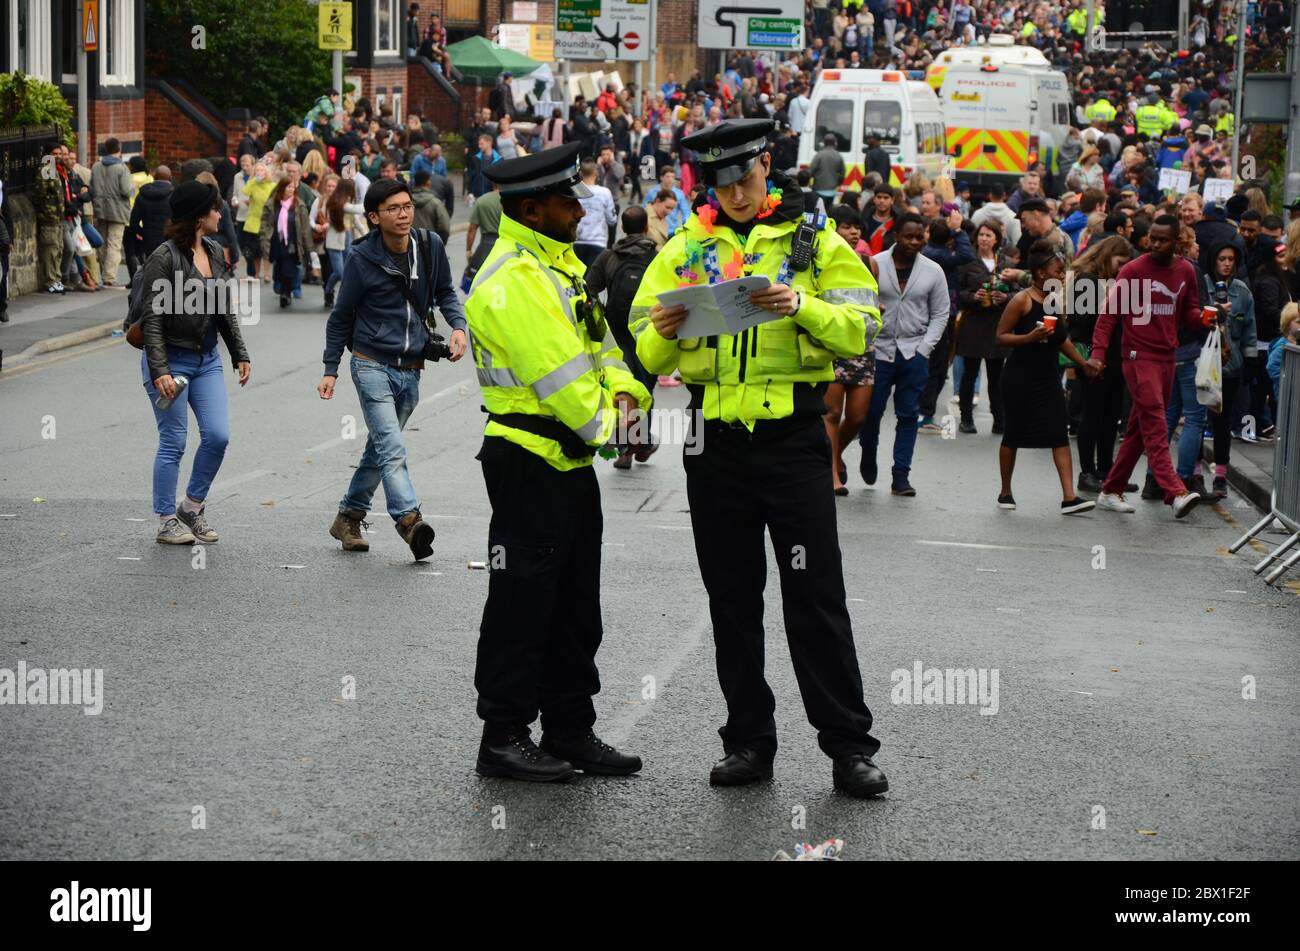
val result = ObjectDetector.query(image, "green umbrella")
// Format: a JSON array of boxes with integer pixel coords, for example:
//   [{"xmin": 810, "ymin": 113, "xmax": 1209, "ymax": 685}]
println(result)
[{"xmin": 447, "ymin": 35, "xmax": 543, "ymax": 81}]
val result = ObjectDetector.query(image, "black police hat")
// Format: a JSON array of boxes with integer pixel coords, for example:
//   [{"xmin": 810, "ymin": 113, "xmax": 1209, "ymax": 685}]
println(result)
[
  {"xmin": 484, "ymin": 140, "xmax": 592, "ymax": 199},
  {"xmin": 682, "ymin": 118, "xmax": 774, "ymax": 187}
]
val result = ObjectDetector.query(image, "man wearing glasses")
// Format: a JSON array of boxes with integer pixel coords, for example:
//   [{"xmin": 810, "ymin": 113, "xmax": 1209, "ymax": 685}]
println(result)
[{"xmin": 319, "ymin": 176, "xmax": 467, "ymax": 560}]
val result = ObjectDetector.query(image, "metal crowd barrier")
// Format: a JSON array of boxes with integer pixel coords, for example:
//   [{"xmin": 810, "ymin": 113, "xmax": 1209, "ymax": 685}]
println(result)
[{"xmin": 1230, "ymin": 342, "xmax": 1300, "ymax": 584}]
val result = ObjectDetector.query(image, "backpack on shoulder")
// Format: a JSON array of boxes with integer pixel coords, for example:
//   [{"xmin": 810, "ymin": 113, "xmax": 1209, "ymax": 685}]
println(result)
[{"xmin": 123, "ymin": 238, "xmax": 222, "ymax": 349}]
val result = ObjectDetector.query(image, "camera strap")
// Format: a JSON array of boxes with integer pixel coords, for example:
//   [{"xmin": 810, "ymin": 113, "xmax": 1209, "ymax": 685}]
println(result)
[{"xmin": 387, "ymin": 230, "xmax": 438, "ymax": 332}]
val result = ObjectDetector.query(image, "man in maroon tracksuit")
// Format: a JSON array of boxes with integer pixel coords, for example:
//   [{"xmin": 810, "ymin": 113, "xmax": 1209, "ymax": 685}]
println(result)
[{"xmin": 1087, "ymin": 215, "xmax": 1206, "ymax": 519}]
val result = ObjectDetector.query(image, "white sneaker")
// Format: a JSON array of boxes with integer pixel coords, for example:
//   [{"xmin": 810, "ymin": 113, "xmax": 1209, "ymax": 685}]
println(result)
[
  {"xmin": 1096, "ymin": 492, "xmax": 1135, "ymax": 513},
  {"xmin": 1172, "ymin": 492, "xmax": 1202, "ymax": 519}
]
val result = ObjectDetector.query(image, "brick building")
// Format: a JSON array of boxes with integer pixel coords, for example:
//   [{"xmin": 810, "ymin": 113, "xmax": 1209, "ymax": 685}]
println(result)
[{"xmin": 1, "ymin": 0, "xmax": 146, "ymax": 158}]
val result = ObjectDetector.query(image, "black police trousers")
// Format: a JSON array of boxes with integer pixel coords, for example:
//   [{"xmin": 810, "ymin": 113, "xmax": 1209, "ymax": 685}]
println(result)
[
  {"xmin": 684, "ymin": 416, "xmax": 880, "ymax": 761},
  {"xmin": 474, "ymin": 436, "xmax": 603, "ymax": 738}
]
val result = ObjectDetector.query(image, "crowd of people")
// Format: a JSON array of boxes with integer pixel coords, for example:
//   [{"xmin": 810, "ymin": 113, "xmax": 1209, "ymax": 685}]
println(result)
[
  {"xmin": 500, "ymin": 0, "xmax": 1298, "ymax": 514},
  {"xmin": 13, "ymin": 0, "xmax": 1300, "ymax": 525}
]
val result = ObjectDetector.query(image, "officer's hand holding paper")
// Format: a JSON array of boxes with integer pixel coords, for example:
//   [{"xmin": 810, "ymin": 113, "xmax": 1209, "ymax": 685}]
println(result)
[{"xmin": 655, "ymin": 276, "xmax": 780, "ymax": 339}]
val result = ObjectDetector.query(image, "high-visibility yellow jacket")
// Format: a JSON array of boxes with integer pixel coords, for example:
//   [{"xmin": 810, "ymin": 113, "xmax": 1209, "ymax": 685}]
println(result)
[
  {"xmin": 1216, "ymin": 111, "xmax": 1235, "ymax": 136},
  {"xmin": 1135, "ymin": 104, "xmax": 1166, "ymax": 139},
  {"xmin": 466, "ymin": 213, "xmax": 652, "ymax": 471},
  {"xmin": 631, "ymin": 205, "xmax": 881, "ymax": 430},
  {"xmin": 1086, "ymin": 99, "xmax": 1116, "ymax": 124}
]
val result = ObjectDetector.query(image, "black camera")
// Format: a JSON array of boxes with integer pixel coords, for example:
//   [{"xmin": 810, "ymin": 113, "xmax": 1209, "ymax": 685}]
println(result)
[{"xmin": 423, "ymin": 330, "xmax": 452, "ymax": 362}]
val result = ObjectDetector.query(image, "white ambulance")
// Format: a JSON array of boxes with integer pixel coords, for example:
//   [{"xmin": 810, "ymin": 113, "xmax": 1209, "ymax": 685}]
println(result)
[
  {"xmin": 796, "ymin": 69, "xmax": 946, "ymax": 192},
  {"xmin": 928, "ymin": 35, "xmax": 1073, "ymax": 192}
]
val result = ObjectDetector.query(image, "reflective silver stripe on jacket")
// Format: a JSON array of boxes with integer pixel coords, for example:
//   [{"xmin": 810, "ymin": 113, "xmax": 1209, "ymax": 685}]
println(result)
[
  {"xmin": 477, "ymin": 366, "xmax": 526, "ymax": 388},
  {"xmin": 469, "ymin": 251, "xmax": 519, "ymax": 296},
  {"xmin": 531, "ymin": 352, "xmax": 591, "ymax": 399},
  {"xmin": 630, "ymin": 306, "xmax": 653, "ymax": 337},
  {"xmin": 823, "ymin": 287, "xmax": 879, "ymax": 309},
  {"xmin": 600, "ymin": 351, "xmax": 629, "ymax": 371},
  {"xmin": 574, "ymin": 406, "xmax": 607, "ymax": 443}
]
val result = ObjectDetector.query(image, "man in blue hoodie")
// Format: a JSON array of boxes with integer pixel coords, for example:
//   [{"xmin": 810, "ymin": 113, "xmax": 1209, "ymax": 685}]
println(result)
[{"xmin": 318, "ymin": 177, "xmax": 467, "ymax": 560}]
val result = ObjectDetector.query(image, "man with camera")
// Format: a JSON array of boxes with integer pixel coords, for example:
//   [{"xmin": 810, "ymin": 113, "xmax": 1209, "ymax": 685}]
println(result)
[
  {"xmin": 318, "ymin": 176, "xmax": 467, "ymax": 560},
  {"xmin": 465, "ymin": 142, "xmax": 652, "ymax": 782}
]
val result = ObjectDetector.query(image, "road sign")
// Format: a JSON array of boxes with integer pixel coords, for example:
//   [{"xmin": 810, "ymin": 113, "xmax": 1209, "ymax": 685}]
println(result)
[
  {"xmin": 555, "ymin": 0, "xmax": 650, "ymax": 62},
  {"xmin": 318, "ymin": 2, "xmax": 353, "ymax": 51},
  {"xmin": 697, "ymin": 0, "xmax": 804, "ymax": 51},
  {"xmin": 82, "ymin": 0, "xmax": 98, "ymax": 52}
]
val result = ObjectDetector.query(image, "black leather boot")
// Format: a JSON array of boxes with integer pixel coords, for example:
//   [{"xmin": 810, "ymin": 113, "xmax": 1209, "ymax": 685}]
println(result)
[
  {"xmin": 540, "ymin": 730, "xmax": 641, "ymax": 776},
  {"xmin": 832, "ymin": 755, "xmax": 889, "ymax": 798},
  {"xmin": 476, "ymin": 733, "xmax": 575, "ymax": 782},
  {"xmin": 708, "ymin": 749, "xmax": 774, "ymax": 786}
]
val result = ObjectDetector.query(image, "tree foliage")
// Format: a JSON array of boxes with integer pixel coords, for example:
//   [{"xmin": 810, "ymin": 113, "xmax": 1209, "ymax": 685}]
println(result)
[
  {"xmin": 0, "ymin": 72, "xmax": 76, "ymax": 145},
  {"xmin": 146, "ymin": 0, "xmax": 333, "ymax": 137}
]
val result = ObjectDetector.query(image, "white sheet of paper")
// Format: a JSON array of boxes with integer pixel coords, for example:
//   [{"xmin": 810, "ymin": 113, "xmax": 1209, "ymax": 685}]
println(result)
[
  {"xmin": 1158, "ymin": 167, "xmax": 1191, "ymax": 194},
  {"xmin": 1202, "ymin": 177, "xmax": 1234, "ymax": 205},
  {"xmin": 656, "ymin": 276, "xmax": 778, "ymax": 339}
]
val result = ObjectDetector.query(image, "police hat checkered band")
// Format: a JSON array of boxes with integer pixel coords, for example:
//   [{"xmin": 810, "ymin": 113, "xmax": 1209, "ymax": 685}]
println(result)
[
  {"xmin": 699, "ymin": 136, "xmax": 769, "ymax": 164},
  {"xmin": 497, "ymin": 164, "xmax": 584, "ymax": 195}
]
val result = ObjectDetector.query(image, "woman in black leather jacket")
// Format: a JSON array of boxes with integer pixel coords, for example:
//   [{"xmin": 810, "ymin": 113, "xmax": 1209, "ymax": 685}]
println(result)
[{"xmin": 140, "ymin": 180, "xmax": 251, "ymax": 545}]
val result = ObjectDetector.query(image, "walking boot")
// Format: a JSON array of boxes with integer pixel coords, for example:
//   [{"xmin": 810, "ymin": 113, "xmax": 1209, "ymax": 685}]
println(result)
[
  {"xmin": 395, "ymin": 510, "xmax": 435, "ymax": 560},
  {"xmin": 330, "ymin": 509, "xmax": 370, "ymax": 552}
]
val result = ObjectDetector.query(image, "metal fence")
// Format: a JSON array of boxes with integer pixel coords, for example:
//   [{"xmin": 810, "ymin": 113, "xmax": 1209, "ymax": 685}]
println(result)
[
  {"xmin": 1230, "ymin": 342, "xmax": 1300, "ymax": 584},
  {"xmin": 0, "ymin": 124, "xmax": 63, "ymax": 194}
]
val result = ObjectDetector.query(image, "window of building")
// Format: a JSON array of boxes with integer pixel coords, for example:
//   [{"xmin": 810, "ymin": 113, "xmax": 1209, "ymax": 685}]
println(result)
[
  {"xmin": 11, "ymin": 0, "xmax": 53, "ymax": 81},
  {"xmin": 375, "ymin": 0, "xmax": 400, "ymax": 54},
  {"xmin": 61, "ymin": 0, "xmax": 77, "ymax": 83},
  {"xmin": 99, "ymin": 0, "xmax": 136, "ymax": 86}
]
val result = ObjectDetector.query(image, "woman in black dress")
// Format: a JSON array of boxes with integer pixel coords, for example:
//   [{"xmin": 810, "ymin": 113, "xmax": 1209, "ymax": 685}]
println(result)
[
  {"xmin": 995, "ymin": 240, "xmax": 1097, "ymax": 514},
  {"xmin": 955, "ymin": 222, "xmax": 1011, "ymax": 434}
]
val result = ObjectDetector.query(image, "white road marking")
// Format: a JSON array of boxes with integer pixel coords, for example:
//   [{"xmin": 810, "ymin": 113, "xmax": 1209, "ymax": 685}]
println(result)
[
  {"xmin": 280, "ymin": 565, "xmax": 307, "ymax": 569},
  {"xmin": 1071, "ymin": 690, "xmax": 1094, "ymax": 696},
  {"xmin": 976, "ymin": 568, "xmax": 999, "ymax": 572},
  {"xmin": 117, "ymin": 557, "xmax": 142, "ymax": 561},
  {"xmin": 996, "ymin": 607, "xmax": 1022, "ymax": 614},
  {"xmin": 125, "ymin": 517, "xmax": 146, "ymax": 522},
  {"xmin": 418, "ymin": 571, "xmax": 443, "ymax": 576},
  {"xmin": 0, "ymin": 514, "xmax": 17, "ymax": 518},
  {"xmin": 209, "ymin": 469, "xmax": 272, "ymax": 492},
  {"xmin": 1225, "ymin": 589, "xmax": 1248, "ymax": 594},
  {"xmin": 603, "ymin": 611, "xmax": 712, "ymax": 748},
  {"xmin": 918, "ymin": 540, "xmax": 1036, "ymax": 551}
]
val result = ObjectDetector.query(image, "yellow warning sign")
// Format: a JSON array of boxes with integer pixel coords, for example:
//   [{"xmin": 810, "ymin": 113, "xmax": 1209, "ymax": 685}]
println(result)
[
  {"xmin": 82, "ymin": 0, "xmax": 99, "ymax": 52},
  {"xmin": 318, "ymin": 2, "xmax": 353, "ymax": 51}
]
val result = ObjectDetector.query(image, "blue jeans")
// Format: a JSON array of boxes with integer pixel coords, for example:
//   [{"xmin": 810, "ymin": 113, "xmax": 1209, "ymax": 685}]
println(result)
[
  {"xmin": 340, "ymin": 355, "xmax": 421, "ymax": 520},
  {"xmin": 325, "ymin": 241, "xmax": 350, "ymax": 298},
  {"xmin": 1165, "ymin": 359, "xmax": 1207, "ymax": 479},
  {"xmin": 859, "ymin": 350, "xmax": 930, "ymax": 478},
  {"xmin": 142, "ymin": 346, "xmax": 230, "ymax": 515}
]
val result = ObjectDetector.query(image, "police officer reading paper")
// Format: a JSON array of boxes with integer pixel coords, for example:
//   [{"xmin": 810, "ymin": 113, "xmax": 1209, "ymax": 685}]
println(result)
[
  {"xmin": 466, "ymin": 142, "xmax": 653, "ymax": 782},
  {"xmin": 631, "ymin": 119, "xmax": 890, "ymax": 797}
]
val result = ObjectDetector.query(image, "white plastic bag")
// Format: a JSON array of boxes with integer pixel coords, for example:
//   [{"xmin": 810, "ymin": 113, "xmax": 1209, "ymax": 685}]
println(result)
[{"xmin": 1195, "ymin": 326, "xmax": 1223, "ymax": 410}]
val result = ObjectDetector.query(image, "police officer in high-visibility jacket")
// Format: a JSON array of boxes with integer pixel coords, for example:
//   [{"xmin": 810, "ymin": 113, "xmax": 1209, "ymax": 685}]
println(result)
[
  {"xmin": 1135, "ymin": 92, "xmax": 1166, "ymax": 140},
  {"xmin": 630, "ymin": 119, "xmax": 889, "ymax": 798},
  {"xmin": 1085, "ymin": 94, "xmax": 1116, "ymax": 127},
  {"xmin": 466, "ymin": 142, "xmax": 652, "ymax": 782}
]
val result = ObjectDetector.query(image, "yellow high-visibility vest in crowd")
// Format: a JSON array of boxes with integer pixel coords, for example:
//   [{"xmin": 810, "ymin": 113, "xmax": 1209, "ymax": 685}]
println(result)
[
  {"xmin": 631, "ymin": 206, "xmax": 881, "ymax": 429},
  {"xmin": 466, "ymin": 213, "xmax": 652, "ymax": 471},
  {"xmin": 1135, "ymin": 104, "xmax": 1165, "ymax": 139},
  {"xmin": 1216, "ymin": 111, "xmax": 1235, "ymax": 136},
  {"xmin": 1086, "ymin": 98, "xmax": 1116, "ymax": 124}
]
